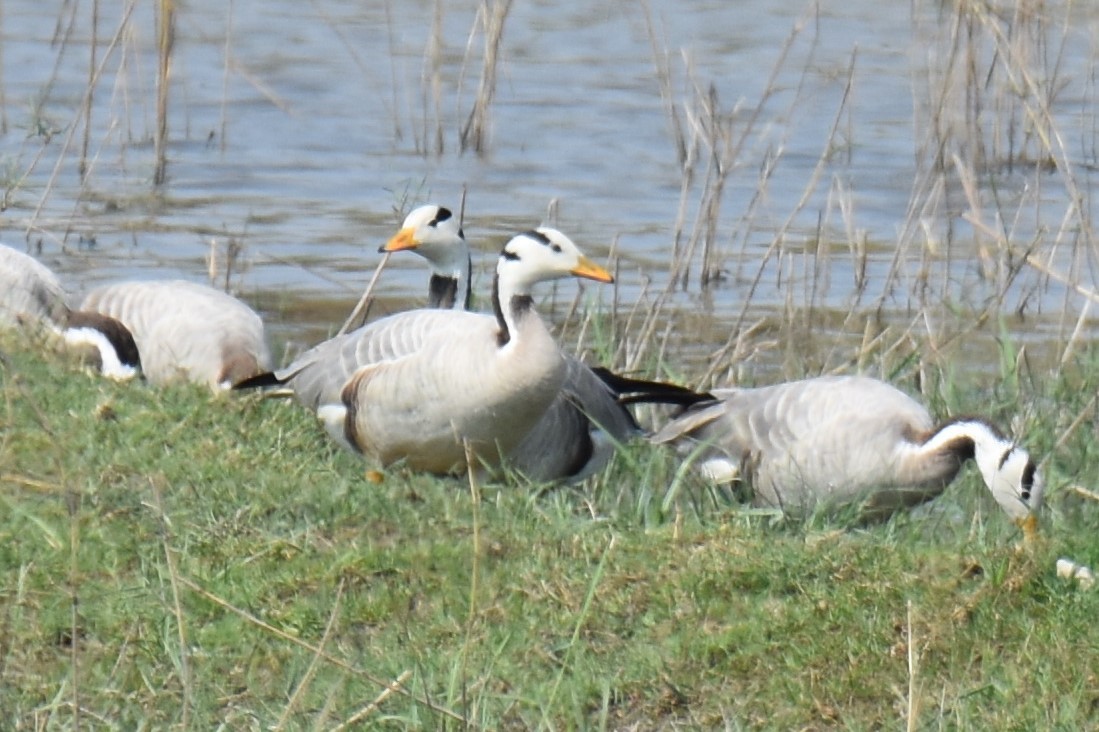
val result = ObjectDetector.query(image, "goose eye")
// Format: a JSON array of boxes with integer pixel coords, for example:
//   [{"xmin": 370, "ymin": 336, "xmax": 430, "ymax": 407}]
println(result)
[
  {"xmin": 1020, "ymin": 461, "xmax": 1036, "ymax": 502},
  {"xmin": 551, "ymin": 243, "xmax": 562, "ymax": 253}
]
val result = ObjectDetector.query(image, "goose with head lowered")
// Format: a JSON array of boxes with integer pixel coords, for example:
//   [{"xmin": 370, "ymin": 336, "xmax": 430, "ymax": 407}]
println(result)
[
  {"xmin": 81, "ymin": 279, "xmax": 271, "ymax": 389},
  {"xmin": 375, "ymin": 204, "xmax": 713, "ymax": 482},
  {"xmin": 240, "ymin": 228, "xmax": 616, "ymax": 475},
  {"xmin": 0, "ymin": 242, "xmax": 141, "ymax": 380},
  {"xmin": 651, "ymin": 375, "xmax": 1043, "ymax": 536}
]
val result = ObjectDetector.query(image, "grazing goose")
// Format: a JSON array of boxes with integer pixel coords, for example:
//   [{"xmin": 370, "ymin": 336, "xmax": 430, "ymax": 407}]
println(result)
[
  {"xmin": 241, "ymin": 228, "xmax": 614, "ymax": 475},
  {"xmin": 0, "ymin": 242, "xmax": 69, "ymax": 328},
  {"xmin": 651, "ymin": 375, "xmax": 1043, "ymax": 534},
  {"xmin": 81, "ymin": 279, "xmax": 271, "ymax": 389},
  {"xmin": 378, "ymin": 204, "xmax": 711, "ymax": 483},
  {"xmin": 0, "ymin": 243, "xmax": 141, "ymax": 379}
]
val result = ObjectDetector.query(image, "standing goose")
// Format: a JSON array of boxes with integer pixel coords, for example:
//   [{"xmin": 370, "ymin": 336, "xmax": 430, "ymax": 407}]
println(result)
[
  {"xmin": 0, "ymin": 243, "xmax": 141, "ymax": 380},
  {"xmin": 243, "ymin": 228, "xmax": 614, "ymax": 475},
  {"xmin": 651, "ymin": 375, "xmax": 1042, "ymax": 534},
  {"xmin": 378, "ymin": 205, "xmax": 711, "ymax": 482},
  {"xmin": 81, "ymin": 279, "xmax": 271, "ymax": 389}
]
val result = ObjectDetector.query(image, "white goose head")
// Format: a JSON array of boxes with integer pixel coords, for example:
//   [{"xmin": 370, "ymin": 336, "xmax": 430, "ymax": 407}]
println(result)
[
  {"xmin": 492, "ymin": 228, "xmax": 614, "ymax": 346},
  {"xmin": 929, "ymin": 419, "xmax": 1044, "ymax": 537},
  {"xmin": 381, "ymin": 204, "xmax": 470, "ymax": 310},
  {"xmin": 60, "ymin": 310, "xmax": 142, "ymax": 381}
]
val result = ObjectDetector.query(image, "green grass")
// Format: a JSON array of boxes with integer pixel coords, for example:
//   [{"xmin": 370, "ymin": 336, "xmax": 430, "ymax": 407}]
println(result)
[{"xmin": 1, "ymin": 332, "xmax": 1098, "ymax": 730}]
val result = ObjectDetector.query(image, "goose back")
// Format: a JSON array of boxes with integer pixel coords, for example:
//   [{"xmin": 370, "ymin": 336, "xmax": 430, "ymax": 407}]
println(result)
[
  {"xmin": 0, "ymin": 244, "xmax": 69, "ymax": 327},
  {"xmin": 82, "ymin": 280, "xmax": 271, "ymax": 388},
  {"xmin": 653, "ymin": 375, "xmax": 964, "ymax": 515}
]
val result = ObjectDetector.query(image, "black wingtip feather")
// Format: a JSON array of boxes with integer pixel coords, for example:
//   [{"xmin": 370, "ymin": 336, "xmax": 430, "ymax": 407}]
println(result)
[
  {"xmin": 232, "ymin": 371, "xmax": 286, "ymax": 391},
  {"xmin": 590, "ymin": 366, "xmax": 714, "ymax": 407}
]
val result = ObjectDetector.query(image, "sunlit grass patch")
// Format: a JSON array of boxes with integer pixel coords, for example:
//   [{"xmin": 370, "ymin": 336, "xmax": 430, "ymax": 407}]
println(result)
[{"xmin": 1, "ymin": 332, "xmax": 1098, "ymax": 728}]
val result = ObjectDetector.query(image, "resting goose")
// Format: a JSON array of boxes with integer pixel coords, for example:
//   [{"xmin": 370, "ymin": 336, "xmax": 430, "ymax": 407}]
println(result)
[
  {"xmin": 241, "ymin": 228, "xmax": 614, "ymax": 475},
  {"xmin": 382, "ymin": 204, "xmax": 471, "ymax": 310},
  {"xmin": 0, "ymin": 243, "xmax": 141, "ymax": 379},
  {"xmin": 651, "ymin": 375, "xmax": 1043, "ymax": 534},
  {"xmin": 0, "ymin": 242, "xmax": 69, "ymax": 328},
  {"xmin": 378, "ymin": 204, "xmax": 711, "ymax": 483},
  {"xmin": 81, "ymin": 279, "xmax": 271, "ymax": 389}
]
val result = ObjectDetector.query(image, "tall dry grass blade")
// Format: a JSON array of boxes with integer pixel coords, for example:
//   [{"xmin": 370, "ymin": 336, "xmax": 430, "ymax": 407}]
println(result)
[
  {"xmin": 153, "ymin": 0, "xmax": 174, "ymax": 186},
  {"xmin": 176, "ymin": 575, "xmax": 472, "ymax": 726},
  {"xmin": 150, "ymin": 478, "xmax": 192, "ymax": 728},
  {"xmin": 67, "ymin": 485, "xmax": 81, "ymax": 732},
  {"xmin": 460, "ymin": 0, "xmax": 513, "ymax": 155},
  {"xmin": 905, "ymin": 600, "xmax": 920, "ymax": 732},
  {"xmin": 458, "ymin": 437, "xmax": 482, "ymax": 720},
  {"xmin": 540, "ymin": 533, "xmax": 617, "ymax": 726},
  {"xmin": 276, "ymin": 580, "xmax": 345, "ymax": 731}
]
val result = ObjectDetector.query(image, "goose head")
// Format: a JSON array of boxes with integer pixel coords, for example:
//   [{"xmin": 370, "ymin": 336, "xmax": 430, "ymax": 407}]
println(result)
[
  {"xmin": 973, "ymin": 433, "xmax": 1044, "ymax": 540},
  {"xmin": 496, "ymin": 228, "xmax": 613, "ymax": 295},
  {"xmin": 940, "ymin": 419, "xmax": 1043, "ymax": 540},
  {"xmin": 381, "ymin": 205, "xmax": 469, "ymax": 310},
  {"xmin": 60, "ymin": 310, "xmax": 142, "ymax": 381},
  {"xmin": 491, "ymin": 228, "xmax": 613, "ymax": 346}
]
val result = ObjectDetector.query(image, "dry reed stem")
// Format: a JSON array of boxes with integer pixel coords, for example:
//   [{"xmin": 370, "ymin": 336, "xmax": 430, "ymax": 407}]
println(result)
[
  {"xmin": 176, "ymin": 575, "xmax": 472, "ymax": 726},
  {"xmin": 460, "ymin": 0, "xmax": 513, "ymax": 154},
  {"xmin": 336, "ymin": 255, "xmax": 391, "ymax": 336},
  {"xmin": 0, "ymin": 0, "xmax": 7, "ymax": 135},
  {"xmin": 28, "ymin": 1, "xmax": 136, "ymax": 235},
  {"xmin": 275, "ymin": 580, "xmax": 345, "ymax": 731},
  {"xmin": 219, "ymin": 0, "xmax": 233, "ymax": 152},
  {"xmin": 153, "ymin": 0, "xmax": 174, "ymax": 186},
  {"xmin": 332, "ymin": 670, "xmax": 414, "ymax": 731},
  {"xmin": 1069, "ymin": 484, "xmax": 1099, "ymax": 504},
  {"xmin": 79, "ymin": 0, "xmax": 98, "ymax": 181}
]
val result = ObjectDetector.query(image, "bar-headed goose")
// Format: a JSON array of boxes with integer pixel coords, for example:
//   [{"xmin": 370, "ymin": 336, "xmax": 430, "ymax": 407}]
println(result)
[
  {"xmin": 0, "ymin": 243, "xmax": 141, "ymax": 380},
  {"xmin": 0, "ymin": 242, "xmax": 69, "ymax": 328},
  {"xmin": 651, "ymin": 375, "xmax": 1043, "ymax": 535},
  {"xmin": 377, "ymin": 205, "xmax": 711, "ymax": 483},
  {"xmin": 382, "ymin": 204, "xmax": 471, "ymax": 310},
  {"xmin": 244, "ymin": 228, "xmax": 615, "ymax": 475},
  {"xmin": 81, "ymin": 279, "xmax": 271, "ymax": 389}
]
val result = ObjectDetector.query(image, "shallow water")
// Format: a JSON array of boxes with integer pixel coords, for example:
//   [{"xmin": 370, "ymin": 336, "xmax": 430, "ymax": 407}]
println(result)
[{"xmin": 1, "ymin": 0, "xmax": 1096, "ymax": 380}]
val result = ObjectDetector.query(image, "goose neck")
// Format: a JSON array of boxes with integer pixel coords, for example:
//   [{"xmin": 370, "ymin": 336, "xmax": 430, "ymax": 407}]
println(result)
[
  {"xmin": 920, "ymin": 418, "xmax": 1013, "ymax": 481},
  {"xmin": 492, "ymin": 272, "xmax": 536, "ymax": 347}
]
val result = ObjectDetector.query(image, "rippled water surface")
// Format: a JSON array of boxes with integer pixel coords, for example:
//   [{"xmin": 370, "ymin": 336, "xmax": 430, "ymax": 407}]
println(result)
[{"xmin": 2, "ymin": 0, "xmax": 1097, "ymax": 379}]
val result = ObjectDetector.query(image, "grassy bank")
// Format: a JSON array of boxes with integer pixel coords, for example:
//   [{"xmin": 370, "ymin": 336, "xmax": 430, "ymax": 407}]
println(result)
[{"xmin": 1, "ymin": 332, "xmax": 1097, "ymax": 730}]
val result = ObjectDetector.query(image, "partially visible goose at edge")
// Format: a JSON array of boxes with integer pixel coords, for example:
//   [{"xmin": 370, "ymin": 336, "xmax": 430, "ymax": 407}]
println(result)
[
  {"xmin": 650, "ymin": 375, "xmax": 1043, "ymax": 536},
  {"xmin": 0, "ymin": 242, "xmax": 69, "ymax": 328},
  {"xmin": 0, "ymin": 242, "xmax": 141, "ymax": 380},
  {"xmin": 240, "ymin": 228, "xmax": 615, "ymax": 475},
  {"xmin": 381, "ymin": 204, "xmax": 712, "ymax": 483},
  {"xmin": 81, "ymin": 279, "xmax": 271, "ymax": 389}
]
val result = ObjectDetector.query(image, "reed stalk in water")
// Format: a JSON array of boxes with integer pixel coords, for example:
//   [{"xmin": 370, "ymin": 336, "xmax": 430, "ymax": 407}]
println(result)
[{"xmin": 154, "ymin": 0, "xmax": 175, "ymax": 185}]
